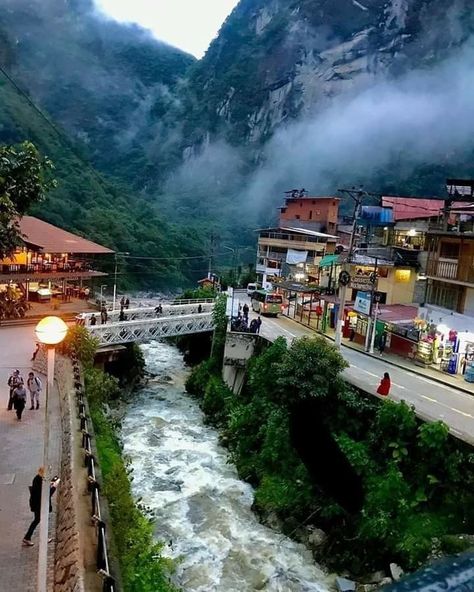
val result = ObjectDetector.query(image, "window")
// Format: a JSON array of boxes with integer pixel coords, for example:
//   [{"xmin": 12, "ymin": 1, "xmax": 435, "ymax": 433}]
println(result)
[
  {"xmin": 309, "ymin": 210, "xmax": 313, "ymax": 219},
  {"xmin": 440, "ymin": 242, "xmax": 460, "ymax": 258},
  {"xmin": 295, "ymin": 214, "xmax": 300, "ymax": 219}
]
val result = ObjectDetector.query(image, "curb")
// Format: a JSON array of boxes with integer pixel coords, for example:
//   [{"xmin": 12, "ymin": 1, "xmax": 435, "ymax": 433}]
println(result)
[{"xmin": 285, "ymin": 315, "xmax": 474, "ymax": 397}]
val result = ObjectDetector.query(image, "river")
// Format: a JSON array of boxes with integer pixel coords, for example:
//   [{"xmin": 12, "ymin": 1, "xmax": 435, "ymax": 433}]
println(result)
[{"xmin": 121, "ymin": 341, "xmax": 332, "ymax": 592}]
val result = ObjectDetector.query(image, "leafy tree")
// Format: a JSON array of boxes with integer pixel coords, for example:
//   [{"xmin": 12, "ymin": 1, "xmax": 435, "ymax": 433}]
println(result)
[{"xmin": 0, "ymin": 141, "xmax": 55, "ymax": 257}]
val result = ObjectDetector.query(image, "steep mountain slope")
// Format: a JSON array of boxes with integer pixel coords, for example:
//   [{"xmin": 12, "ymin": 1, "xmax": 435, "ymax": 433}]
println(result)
[
  {"xmin": 184, "ymin": 0, "xmax": 474, "ymax": 146},
  {"xmin": 0, "ymin": 0, "xmax": 195, "ymax": 188}
]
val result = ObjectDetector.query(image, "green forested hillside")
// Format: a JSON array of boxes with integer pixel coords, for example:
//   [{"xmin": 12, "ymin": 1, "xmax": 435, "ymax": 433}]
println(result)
[{"xmin": 0, "ymin": 75, "xmax": 206, "ymax": 288}]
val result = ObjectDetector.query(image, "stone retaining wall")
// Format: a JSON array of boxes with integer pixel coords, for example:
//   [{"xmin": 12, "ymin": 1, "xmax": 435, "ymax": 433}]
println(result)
[{"xmin": 34, "ymin": 349, "xmax": 86, "ymax": 592}]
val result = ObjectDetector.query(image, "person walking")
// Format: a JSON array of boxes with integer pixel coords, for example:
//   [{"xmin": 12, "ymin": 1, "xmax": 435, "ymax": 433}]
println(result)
[
  {"xmin": 7, "ymin": 369, "xmax": 23, "ymax": 410},
  {"xmin": 242, "ymin": 303, "xmax": 249, "ymax": 321},
  {"xmin": 90, "ymin": 313, "xmax": 97, "ymax": 326},
  {"xmin": 125, "ymin": 297, "xmax": 130, "ymax": 309},
  {"xmin": 31, "ymin": 342, "xmax": 40, "ymax": 361},
  {"xmin": 378, "ymin": 331, "xmax": 387, "ymax": 356},
  {"xmin": 198, "ymin": 304, "xmax": 203, "ymax": 314},
  {"xmin": 13, "ymin": 382, "xmax": 27, "ymax": 420},
  {"xmin": 23, "ymin": 468, "xmax": 59, "ymax": 547},
  {"xmin": 377, "ymin": 372, "xmax": 391, "ymax": 397},
  {"xmin": 100, "ymin": 305, "xmax": 108, "ymax": 325},
  {"xmin": 256, "ymin": 316, "xmax": 262, "ymax": 334},
  {"xmin": 155, "ymin": 304, "xmax": 163, "ymax": 316},
  {"xmin": 27, "ymin": 372, "xmax": 42, "ymax": 410}
]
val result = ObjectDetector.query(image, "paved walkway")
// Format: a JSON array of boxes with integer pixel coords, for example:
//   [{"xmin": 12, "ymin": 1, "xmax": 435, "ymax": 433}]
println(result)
[{"xmin": 0, "ymin": 326, "xmax": 60, "ymax": 591}]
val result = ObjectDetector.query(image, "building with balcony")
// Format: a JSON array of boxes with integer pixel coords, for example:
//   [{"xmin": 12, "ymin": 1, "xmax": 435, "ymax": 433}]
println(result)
[
  {"xmin": 425, "ymin": 231, "xmax": 474, "ymax": 314},
  {"xmin": 0, "ymin": 216, "xmax": 113, "ymax": 309},
  {"xmin": 256, "ymin": 226, "xmax": 338, "ymax": 286}
]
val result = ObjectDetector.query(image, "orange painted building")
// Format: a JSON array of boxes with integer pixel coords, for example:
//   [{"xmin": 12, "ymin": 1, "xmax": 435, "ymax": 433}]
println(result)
[{"xmin": 279, "ymin": 196, "xmax": 340, "ymax": 234}]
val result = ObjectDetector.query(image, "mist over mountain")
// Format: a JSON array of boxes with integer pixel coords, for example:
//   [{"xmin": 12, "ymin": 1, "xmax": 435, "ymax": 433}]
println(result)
[{"xmin": 1, "ymin": 0, "xmax": 474, "ymax": 261}]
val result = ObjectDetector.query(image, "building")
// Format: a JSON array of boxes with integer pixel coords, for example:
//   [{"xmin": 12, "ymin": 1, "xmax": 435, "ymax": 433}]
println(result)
[
  {"xmin": 279, "ymin": 191, "xmax": 340, "ymax": 234},
  {"xmin": 255, "ymin": 226, "xmax": 338, "ymax": 287},
  {"xmin": 0, "ymin": 216, "xmax": 113, "ymax": 309}
]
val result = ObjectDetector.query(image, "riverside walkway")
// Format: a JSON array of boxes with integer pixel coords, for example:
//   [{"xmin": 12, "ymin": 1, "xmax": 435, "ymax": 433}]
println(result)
[{"xmin": 0, "ymin": 325, "xmax": 61, "ymax": 591}]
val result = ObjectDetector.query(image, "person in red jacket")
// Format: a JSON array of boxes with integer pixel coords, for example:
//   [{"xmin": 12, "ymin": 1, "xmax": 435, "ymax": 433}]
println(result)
[{"xmin": 377, "ymin": 372, "xmax": 391, "ymax": 396}]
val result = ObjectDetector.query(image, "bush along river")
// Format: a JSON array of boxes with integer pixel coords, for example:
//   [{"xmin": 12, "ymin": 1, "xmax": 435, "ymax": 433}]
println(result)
[{"xmin": 121, "ymin": 341, "xmax": 332, "ymax": 592}]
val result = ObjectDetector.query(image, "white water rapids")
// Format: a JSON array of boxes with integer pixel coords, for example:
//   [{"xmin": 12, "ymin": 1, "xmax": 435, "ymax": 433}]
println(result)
[{"xmin": 121, "ymin": 341, "xmax": 332, "ymax": 592}]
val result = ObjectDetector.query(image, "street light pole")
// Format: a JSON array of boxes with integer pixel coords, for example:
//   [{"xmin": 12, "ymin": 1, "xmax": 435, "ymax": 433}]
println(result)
[
  {"xmin": 223, "ymin": 246, "xmax": 236, "ymax": 317},
  {"xmin": 112, "ymin": 252, "xmax": 129, "ymax": 311},
  {"xmin": 34, "ymin": 316, "xmax": 68, "ymax": 592},
  {"xmin": 334, "ymin": 189, "xmax": 366, "ymax": 349}
]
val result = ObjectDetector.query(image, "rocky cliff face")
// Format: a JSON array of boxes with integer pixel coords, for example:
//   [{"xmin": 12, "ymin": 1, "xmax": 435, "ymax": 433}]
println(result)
[{"xmin": 183, "ymin": 0, "xmax": 474, "ymax": 148}]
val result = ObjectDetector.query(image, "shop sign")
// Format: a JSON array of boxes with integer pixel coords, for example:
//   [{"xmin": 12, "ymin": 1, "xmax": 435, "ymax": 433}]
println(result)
[
  {"xmin": 354, "ymin": 291, "xmax": 372, "ymax": 315},
  {"xmin": 350, "ymin": 274, "xmax": 377, "ymax": 291}
]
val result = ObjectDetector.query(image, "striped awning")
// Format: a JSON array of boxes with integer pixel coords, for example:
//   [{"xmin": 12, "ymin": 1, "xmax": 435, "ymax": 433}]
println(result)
[{"xmin": 318, "ymin": 254, "xmax": 339, "ymax": 268}]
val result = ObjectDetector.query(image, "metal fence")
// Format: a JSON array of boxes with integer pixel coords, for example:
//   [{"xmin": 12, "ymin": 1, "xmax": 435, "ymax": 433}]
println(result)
[{"xmin": 71, "ymin": 354, "xmax": 117, "ymax": 592}]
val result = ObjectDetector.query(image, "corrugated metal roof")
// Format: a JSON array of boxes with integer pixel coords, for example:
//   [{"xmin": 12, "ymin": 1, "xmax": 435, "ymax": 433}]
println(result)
[
  {"xmin": 318, "ymin": 254, "xmax": 339, "ymax": 268},
  {"xmin": 381, "ymin": 197, "xmax": 445, "ymax": 221},
  {"xmin": 19, "ymin": 216, "xmax": 114, "ymax": 254}
]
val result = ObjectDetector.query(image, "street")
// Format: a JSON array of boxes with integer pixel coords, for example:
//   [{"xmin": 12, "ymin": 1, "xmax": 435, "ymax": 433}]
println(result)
[{"xmin": 236, "ymin": 292, "xmax": 474, "ymax": 445}]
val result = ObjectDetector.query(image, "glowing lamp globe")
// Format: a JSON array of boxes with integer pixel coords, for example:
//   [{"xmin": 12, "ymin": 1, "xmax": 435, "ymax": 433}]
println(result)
[{"xmin": 35, "ymin": 316, "xmax": 68, "ymax": 346}]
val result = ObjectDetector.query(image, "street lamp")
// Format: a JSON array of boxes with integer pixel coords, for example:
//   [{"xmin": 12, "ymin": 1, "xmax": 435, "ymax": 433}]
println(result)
[
  {"xmin": 223, "ymin": 246, "xmax": 236, "ymax": 317},
  {"xmin": 100, "ymin": 284, "xmax": 107, "ymax": 306},
  {"xmin": 34, "ymin": 316, "xmax": 68, "ymax": 592},
  {"xmin": 112, "ymin": 252, "xmax": 130, "ymax": 311}
]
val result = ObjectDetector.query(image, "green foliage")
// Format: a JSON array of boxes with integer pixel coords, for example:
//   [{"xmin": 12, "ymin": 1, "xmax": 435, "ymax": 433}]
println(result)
[
  {"xmin": 0, "ymin": 141, "xmax": 56, "ymax": 256},
  {"xmin": 85, "ymin": 367, "xmax": 177, "ymax": 592},
  {"xmin": 180, "ymin": 287, "xmax": 217, "ymax": 299},
  {"xmin": 62, "ymin": 324, "xmax": 99, "ymax": 368},
  {"xmin": 275, "ymin": 336, "xmax": 348, "ymax": 405},
  {"xmin": 186, "ymin": 333, "xmax": 474, "ymax": 573}
]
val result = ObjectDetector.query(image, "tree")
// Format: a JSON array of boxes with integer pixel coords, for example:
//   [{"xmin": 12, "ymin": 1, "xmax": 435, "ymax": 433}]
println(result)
[{"xmin": 0, "ymin": 141, "xmax": 56, "ymax": 257}]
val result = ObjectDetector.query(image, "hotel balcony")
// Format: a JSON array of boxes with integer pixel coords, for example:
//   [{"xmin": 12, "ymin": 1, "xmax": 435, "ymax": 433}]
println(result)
[
  {"xmin": 0, "ymin": 260, "xmax": 107, "ymax": 282},
  {"xmin": 426, "ymin": 257, "xmax": 474, "ymax": 286}
]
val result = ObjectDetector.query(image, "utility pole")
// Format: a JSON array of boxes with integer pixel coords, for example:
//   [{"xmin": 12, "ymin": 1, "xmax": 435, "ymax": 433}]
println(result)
[
  {"xmin": 334, "ymin": 188, "xmax": 366, "ymax": 349},
  {"xmin": 208, "ymin": 232, "xmax": 215, "ymax": 279},
  {"xmin": 364, "ymin": 256, "xmax": 378, "ymax": 351}
]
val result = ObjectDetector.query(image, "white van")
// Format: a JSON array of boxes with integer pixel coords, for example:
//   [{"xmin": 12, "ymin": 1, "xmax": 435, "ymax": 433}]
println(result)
[{"xmin": 246, "ymin": 283, "xmax": 258, "ymax": 296}]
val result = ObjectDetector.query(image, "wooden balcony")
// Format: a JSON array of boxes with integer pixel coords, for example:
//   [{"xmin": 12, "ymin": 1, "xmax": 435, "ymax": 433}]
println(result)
[{"xmin": 426, "ymin": 257, "xmax": 474, "ymax": 285}]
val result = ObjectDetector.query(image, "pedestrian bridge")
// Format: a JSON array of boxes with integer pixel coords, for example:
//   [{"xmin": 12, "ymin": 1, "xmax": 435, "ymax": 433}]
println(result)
[{"xmin": 81, "ymin": 301, "xmax": 215, "ymax": 346}]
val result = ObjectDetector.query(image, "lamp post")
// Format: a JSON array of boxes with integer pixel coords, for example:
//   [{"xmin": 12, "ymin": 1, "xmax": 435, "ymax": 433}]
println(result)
[
  {"xmin": 34, "ymin": 316, "xmax": 68, "ymax": 592},
  {"xmin": 112, "ymin": 252, "xmax": 130, "ymax": 311},
  {"xmin": 223, "ymin": 246, "xmax": 236, "ymax": 317},
  {"xmin": 100, "ymin": 284, "xmax": 107, "ymax": 306}
]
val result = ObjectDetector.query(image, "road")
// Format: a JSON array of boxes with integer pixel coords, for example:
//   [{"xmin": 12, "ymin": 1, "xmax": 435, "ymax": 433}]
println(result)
[{"xmin": 237, "ymin": 294, "xmax": 474, "ymax": 446}]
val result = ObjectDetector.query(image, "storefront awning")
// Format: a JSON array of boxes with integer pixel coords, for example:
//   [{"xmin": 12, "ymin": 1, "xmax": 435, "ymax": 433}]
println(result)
[{"xmin": 318, "ymin": 254, "xmax": 339, "ymax": 268}]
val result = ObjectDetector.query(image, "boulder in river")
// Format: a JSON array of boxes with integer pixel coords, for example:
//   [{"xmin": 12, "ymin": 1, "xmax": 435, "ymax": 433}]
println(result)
[{"xmin": 336, "ymin": 576, "xmax": 356, "ymax": 592}]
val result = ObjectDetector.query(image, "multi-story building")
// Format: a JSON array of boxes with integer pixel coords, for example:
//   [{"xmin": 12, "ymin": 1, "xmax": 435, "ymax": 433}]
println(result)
[
  {"xmin": 279, "ymin": 191, "xmax": 340, "ymax": 234},
  {"xmin": 256, "ymin": 226, "xmax": 338, "ymax": 286},
  {"xmin": 425, "ymin": 231, "xmax": 474, "ymax": 314}
]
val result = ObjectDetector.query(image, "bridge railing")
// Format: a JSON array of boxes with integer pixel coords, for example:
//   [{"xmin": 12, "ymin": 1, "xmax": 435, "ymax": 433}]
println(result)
[
  {"xmin": 88, "ymin": 312, "xmax": 215, "ymax": 346},
  {"xmin": 78, "ymin": 301, "xmax": 215, "ymax": 324}
]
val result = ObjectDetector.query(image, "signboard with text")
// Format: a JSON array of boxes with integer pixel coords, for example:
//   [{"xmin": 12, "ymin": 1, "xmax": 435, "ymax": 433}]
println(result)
[
  {"xmin": 350, "ymin": 275, "xmax": 378, "ymax": 291},
  {"xmin": 354, "ymin": 291, "xmax": 372, "ymax": 315}
]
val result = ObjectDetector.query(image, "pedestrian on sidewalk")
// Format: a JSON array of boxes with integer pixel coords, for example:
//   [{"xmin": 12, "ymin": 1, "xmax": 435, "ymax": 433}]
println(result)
[
  {"xmin": 27, "ymin": 372, "xmax": 42, "ymax": 410},
  {"xmin": 100, "ymin": 305, "xmax": 108, "ymax": 325},
  {"xmin": 256, "ymin": 316, "xmax": 262, "ymax": 334},
  {"xmin": 23, "ymin": 468, "xmax": 59, "ymax": 547},
  {"xmin": 90, "ymin": 313, "xmax": 97, "ymax": 326},
  {"xmin": 377, "ymin": 372, "xmax": 391, "ymax": 397},
  {"xmin": 243, "ymin": 303, "xmax": 249, "ymax": 321},
  {"xmin": 378, "ymin": 331, "xmax": 387, "ymax": 356},
  {"xmin": 13, "ymin": 382, "xmax": 27, "ymax": 420},
  {"xmin": 7, "ymin": 369, "xmax": 24, "ymax": 410},
  {"xmin": 31, "ymin": 342, "xmax": 40, "ymax": 361}
]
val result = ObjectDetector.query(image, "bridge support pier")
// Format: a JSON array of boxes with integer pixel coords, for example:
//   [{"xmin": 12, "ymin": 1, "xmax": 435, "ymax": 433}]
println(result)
[{"xmin": 222, "ymin": 331, "xmax": 257, "ymax": 395}]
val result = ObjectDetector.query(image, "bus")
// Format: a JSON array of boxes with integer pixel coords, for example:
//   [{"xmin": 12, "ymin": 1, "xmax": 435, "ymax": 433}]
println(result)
[{"xmin": 251, "ymin": 290, "xmax": 284, "ymax": 316}]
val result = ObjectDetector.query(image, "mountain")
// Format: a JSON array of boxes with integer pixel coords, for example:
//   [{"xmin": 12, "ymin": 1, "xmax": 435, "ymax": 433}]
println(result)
[
  {"xmin": 2, "ymin": 0, "xmax": 474, "ymax": 265},
  {"xmin": 0, "ymin": 0, "xmax": 195, "ymax": 188},
  {"xmin": 0, "ymin": 1, "xmax": 205, "ymax": 289},
  {"xmin": 184, "ymin": 0, "xmax": 474, "ymax": 146}
]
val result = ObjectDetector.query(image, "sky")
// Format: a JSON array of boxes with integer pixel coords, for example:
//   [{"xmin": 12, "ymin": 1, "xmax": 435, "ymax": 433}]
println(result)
[{"xmin": 94, "ymin": 0, "xmax": 240, "ymax": 57}]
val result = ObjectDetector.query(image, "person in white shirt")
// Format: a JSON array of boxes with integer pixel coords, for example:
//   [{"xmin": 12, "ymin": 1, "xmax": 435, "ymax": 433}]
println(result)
[{"xmin": 27, "ymin": 372, "xmax": 42, "ymax": 410}]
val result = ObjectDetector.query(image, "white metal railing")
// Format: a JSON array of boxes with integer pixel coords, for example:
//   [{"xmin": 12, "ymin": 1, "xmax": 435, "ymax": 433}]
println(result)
[
  {"xmin": 78, "ymin": 301, "xmax": 214, "ymax": 324},
  {"xmin": 88, "ymin": 312, "xmax": 215, "ymax": 346}
]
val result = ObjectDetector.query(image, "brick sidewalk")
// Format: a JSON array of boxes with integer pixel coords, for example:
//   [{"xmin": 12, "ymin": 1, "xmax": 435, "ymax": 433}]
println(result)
[{"xmin": 0, "ymin": 326, "xmax": 61, "ymax": 591}]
